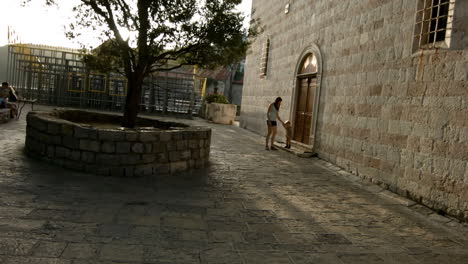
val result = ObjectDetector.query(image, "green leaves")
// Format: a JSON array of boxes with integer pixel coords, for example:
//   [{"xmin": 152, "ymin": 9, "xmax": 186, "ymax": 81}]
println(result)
[
  {"xmin": 205, "ymin": 93, "xmax": 230, "ymax": 104},
  {"xmin": 83, "ymin": 39, "xmax": 124, "ymax": 73},
  {"xmin": 29, "ymin": 0, "xmax": 258, "ymax": 72},
  {"xmin": 27, "ymin": 0, "xmax": 259, "ymax": 126}
]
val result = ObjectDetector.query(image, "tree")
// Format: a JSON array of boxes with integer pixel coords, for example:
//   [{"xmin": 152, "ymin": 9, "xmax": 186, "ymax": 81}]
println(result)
[{"xmin": 26, "ymin": 0, "xmax": 257, "ymax": 127}]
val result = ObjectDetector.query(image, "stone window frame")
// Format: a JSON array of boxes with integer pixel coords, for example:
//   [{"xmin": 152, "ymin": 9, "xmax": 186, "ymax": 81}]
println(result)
[
  {"xmin": 413, "ymin": 0, "xmax": 456, "ymax": 51},
  {"xmin": 259, "ymin": 38, "xmax": 270, "ymax": 78}
]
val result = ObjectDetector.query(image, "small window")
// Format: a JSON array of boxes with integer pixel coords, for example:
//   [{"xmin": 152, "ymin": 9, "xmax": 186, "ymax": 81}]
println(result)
[
  {"xmin": 233, "ymin": 61, "xmax": 245, "ymax": 82},
  {"xmin": 414, "ymin": 0, "xmax": 454, "ymax": 49},
  {"xmin": 259, "ymin": 39, "xmax": 270, "ymax": 77}
]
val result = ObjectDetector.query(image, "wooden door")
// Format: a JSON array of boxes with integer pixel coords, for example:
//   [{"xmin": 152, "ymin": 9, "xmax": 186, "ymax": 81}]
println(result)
[{"xmin": 294, "ymin": 77, "xmax": 316, "ymax": 145}]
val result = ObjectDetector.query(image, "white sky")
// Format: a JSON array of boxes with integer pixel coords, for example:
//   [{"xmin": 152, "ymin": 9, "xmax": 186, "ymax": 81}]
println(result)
[{"xmin": 0, "ymin": 0, "xmax": 252, "ymax": 49}]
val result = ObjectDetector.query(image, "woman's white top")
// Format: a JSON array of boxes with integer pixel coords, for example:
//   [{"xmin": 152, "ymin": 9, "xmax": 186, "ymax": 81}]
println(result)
[{"xmin": 268, "ymin": 105, "xmax": 277, "ymax": 121}]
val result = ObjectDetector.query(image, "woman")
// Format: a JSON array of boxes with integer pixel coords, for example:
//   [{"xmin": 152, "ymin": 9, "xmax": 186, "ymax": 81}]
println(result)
[
  {"xmin": 266, "ymin": 97, "xmax": 284, "ymax": 150},
  {"xmin": 7, "ymin": 85, "xmax": 19, "ymax": 118}
]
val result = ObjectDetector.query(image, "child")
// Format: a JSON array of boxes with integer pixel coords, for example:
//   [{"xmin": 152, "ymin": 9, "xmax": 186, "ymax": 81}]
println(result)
[{"xmin": 284, "ymin": 120, "xmax": 292, "ymax": 149}]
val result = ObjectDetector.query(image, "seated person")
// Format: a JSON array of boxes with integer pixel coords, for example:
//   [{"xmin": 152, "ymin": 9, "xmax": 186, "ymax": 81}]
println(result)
[
  {"xmin": 0, "ymin": 82, "xmax": 8, "ymax": 108},
  {"xmin": 1, "ymin": 82, "xmax": 18, "ymax": 118}
]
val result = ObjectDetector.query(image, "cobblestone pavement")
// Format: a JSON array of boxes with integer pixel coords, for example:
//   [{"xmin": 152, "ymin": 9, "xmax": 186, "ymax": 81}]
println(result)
[{"xmin": 1, "ymin": 106, "xmax": 468, "ymax": 264}]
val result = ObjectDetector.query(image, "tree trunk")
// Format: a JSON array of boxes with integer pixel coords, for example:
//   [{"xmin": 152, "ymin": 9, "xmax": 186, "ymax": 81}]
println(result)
[
  {"xmin": 226, "ymin": 64, "xmax": 237, "ymax": 104},
  {"xmin": 122, "ymin": 74, "xmax": 143, "ymax": 128}
]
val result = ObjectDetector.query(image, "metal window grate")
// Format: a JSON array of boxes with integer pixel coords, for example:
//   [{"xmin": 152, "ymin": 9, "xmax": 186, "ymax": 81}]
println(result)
[{"xmin": 414, "ymin": 0, "xmax": 454, "ymax": 48}]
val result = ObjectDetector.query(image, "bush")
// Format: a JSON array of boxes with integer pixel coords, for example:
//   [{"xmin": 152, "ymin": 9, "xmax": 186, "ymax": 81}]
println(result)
[{"xmin": 205, "ymin": 93, "xmax": 229, "ymax": 104}]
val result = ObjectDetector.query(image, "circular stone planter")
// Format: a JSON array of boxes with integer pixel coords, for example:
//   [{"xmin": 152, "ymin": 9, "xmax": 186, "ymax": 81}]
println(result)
[{"xmin": 25, "ymin": 109, "xmax": 211, "ymax": 177}]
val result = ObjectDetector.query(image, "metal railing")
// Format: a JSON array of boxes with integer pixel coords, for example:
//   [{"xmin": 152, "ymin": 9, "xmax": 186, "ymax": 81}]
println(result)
[{"xmin": 7, "ymin": 44, "xmax": 205, "ymax": 116}]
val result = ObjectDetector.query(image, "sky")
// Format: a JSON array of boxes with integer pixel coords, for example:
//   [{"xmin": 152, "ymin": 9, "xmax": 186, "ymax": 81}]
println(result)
[{"xmin": 0, "ymin": 0, "xmax": 253, "ymax": 49}]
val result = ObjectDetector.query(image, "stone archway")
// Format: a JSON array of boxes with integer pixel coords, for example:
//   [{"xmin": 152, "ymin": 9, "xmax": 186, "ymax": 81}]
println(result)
[{"xmin": 291, "ymin": 44, "xmax": 323, "ymax": 151}]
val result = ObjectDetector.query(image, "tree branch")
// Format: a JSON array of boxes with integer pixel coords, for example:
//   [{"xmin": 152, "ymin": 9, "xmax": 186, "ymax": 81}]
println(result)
[
  {"xmin": 85, "ymin": 0, "xmax": 135, "ymax": 75},
  {"xmin": 81, "ymin": 0, "xmax": 108, "ymax": 19},
  {"xmin": 151, "ymin": 43, "xmax": 200, "ymax": 64},
  {"xmin": 137, "ymin": 0, "xmax": 150, "ymax": 76},
  {"xmin": 150, "ymin": 63, "xmax": 190, "ymax": 73},
  {"xmin": 116, "ymin": 0, "xmax": 138, "ymax": 30}
]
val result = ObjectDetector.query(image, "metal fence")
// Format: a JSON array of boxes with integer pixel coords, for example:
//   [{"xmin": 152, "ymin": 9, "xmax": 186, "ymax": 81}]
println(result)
[{"xmin": 7, "ymin": 44, "xmax": 206, "ymax": 116}]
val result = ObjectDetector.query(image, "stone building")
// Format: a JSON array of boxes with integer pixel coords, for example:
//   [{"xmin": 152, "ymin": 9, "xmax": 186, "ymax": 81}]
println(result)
[
  {"xmin": 198, "ymin": 62, "xmax": 245, "ymax": 107},
  {"xmin": 241, "ymin": 0, "xmax": 468, "ymax": 221}
]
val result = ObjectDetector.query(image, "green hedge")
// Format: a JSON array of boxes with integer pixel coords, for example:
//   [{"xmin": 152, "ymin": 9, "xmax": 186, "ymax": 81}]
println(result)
[{"xmin": 205, "ymin": 93, "xmax": 229, "ymax": 104}]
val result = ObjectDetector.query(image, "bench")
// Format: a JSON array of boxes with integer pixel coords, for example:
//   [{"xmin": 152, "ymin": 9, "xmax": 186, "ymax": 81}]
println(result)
[
  {"xmin": 0, "ymin": 108, "xmax": 11, "ymax": 123},
  {"xmin": 16, "ymin": 99, "xmax": 37, "ymax": 120}
]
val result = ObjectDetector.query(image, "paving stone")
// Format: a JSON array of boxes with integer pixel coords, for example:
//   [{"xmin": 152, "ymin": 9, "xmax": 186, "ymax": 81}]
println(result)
[
  {"xmin": 69, "ymin": 260, "xmax": 112, "ymax": 264},
  {"xmin": 123, "ymin": 215, "xmax": 161, "ymax": 226},
  {"xmin": 315, "ymin": 233, "xmax": 353, "ymax": 245},
  {"xmin": 200, "ymin": 248, "xmax": 243, "ymax": 264},
  {"xmin": 233, "ymin": 242, "xmax": 273, "ymax": 251},
  {"xmin": 276, "ymin": 219, "xmax": 328, "ymax": 233},
  {"xmin": 208, "ymin": 231, "xmax": 244, "ymax": 243},
  {"xmin": 178, "ymin": 230, "xmax": 209, "ymax": 241},
  {"xmin": 0, "ymin": 238, "xmax": 37, "ymax": 256},
  {"xmin": 4, "ymin": 257, "xmax": 72, "ymax": 264},
  {"xmin": 27, "ymin": 209, "xmax": 81, "ymax": 222},
  {"xmin": 97, "ymin": 224, "xmax": 131, "ymax": 238},
  {"xmin": 161, "ymin": 216, "xmax": 207, "ymax": 230},
  {"xmin": 143, "ymin": 246, "xmax": 199, "ymax": 263},
  {"xmin": 99, "ymin": 244, "xmax": 143, "ymax": 262},
  {"xmin": 0, "ymin": 206, "xmax": 34, "ymax": 217},
  {"xmin": 32, "ymin": 241, "xmax": 67, "ymax": 258},
  {"xmin": 413, "ymin": 253, "xmax": 468, "ymax": 264},
  {"xmin": 207, "ymin": 221, "xmax": 249, "ymax": 232},
  {"xmin": 288, "ymin": 252, "xmax": 344, "ymax": 264},
  {"xmin": 247, "ymin": 222, "xmax": 289, "ymax": 233},
  {"xmin": 61, "ymin": 243, "xmax": 100, "ymax": 259},
  {"xmin": 161, "ymin": 239, "xmax": 209, "ymax": 250},
  {"xmin": 162, "ymin": 204, "xmax": 207, "ymax": 216},
  {"xmin": 79, "ymin": 209, "xmax": 116, "ymax": 223},
  {"xmin": 375, "ymin": 253, "xmax": 420, "ymax": 264},
  {"xmin": 273, "ymin": 232, "xmax": 317, "ymax": 245},
  {"xmin": 0, "ymin": 106, "xmax": 468, "ymax": 263},
  {"xmin": 0, "ymin": 219, "xmax": 46, "ymax": 232},
  {"xmin": 242, "ymin": 232, "xmax": 277, "ymax": 244},
  {"xmin": 240, "ymin": 251, "xmax": 293, "ymax": 264},
  {"xmin": 337, "ymin": 253, "xmax": 387, "ymax": 264}
]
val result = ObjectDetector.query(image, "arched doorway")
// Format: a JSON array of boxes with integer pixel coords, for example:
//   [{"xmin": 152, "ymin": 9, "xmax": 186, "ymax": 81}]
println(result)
[{"xmin": 293, "ymin": 52, "xmax": 319, "ymax": 147}]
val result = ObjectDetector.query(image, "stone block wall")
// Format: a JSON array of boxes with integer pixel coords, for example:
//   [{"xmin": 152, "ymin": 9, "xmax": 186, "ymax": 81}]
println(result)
[
  {"xmin": 25, "ymin": 111, "xmax": 211, "ymax": 177},
  {"xmin": 242, "ymin": 0, "xmax": 468, "ymax": 220},
  {"xmin": 0, "ymin": 109, "xmax": 10, "ymax": 123},
  {"xmin": 206, "ymin": 103, "xmax": 237, "ymax": 125}
]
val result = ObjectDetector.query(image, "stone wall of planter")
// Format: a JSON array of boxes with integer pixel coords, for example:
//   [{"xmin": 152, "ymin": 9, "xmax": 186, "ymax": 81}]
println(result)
[
  {"xmin": 206, "ymin": 103, "xmax": 237, "ymax": 125},
  {"xmin": 0, "ymin": 109, "xmax": 10, "ymax": 124},
  {"xmin": 25, "ymin": 110, "xmax": 211, "ymax": 177}
]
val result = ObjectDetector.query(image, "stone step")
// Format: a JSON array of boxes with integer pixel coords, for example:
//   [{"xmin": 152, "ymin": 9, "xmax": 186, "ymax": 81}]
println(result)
[{"xmin": 273, "ymin": 142, "xmax": 316, "ymax": 158}]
